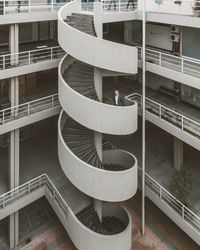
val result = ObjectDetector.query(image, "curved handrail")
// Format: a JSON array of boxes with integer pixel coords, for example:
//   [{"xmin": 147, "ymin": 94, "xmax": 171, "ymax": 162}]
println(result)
[
  {"xmin": 59, "ymin": 55, "xmax": 138, "ymax": 135},
  {"xmin": 0, "ymin": 173, "xmax": 132, "ymax": 250},
  {"xmin": 58, "ymin": 0, "xmax": 138, "ymax": 74},
  {"xmin": 58, "ymin": 111, "xmax": 138, "ymax": 201}
]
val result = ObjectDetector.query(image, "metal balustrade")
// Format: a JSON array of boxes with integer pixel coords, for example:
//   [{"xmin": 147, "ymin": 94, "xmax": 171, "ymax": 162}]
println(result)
[
  {"xmin": 126, "ymin": 93, "xmax": 200, "ymax": 139},
  {"xmin": 81, "ymin": 0, "xmax": 138, "ymax": 12},
  {"xmin": 138, "ymin": 47, "xmax": 200, "ymax": 79},
  {"xmin": 0, "ymin": 93, "xmax": 59, "ymax": 125},
  {"xmin": 138, "ymin": 168, "xmax": 200, "ymax": 232},
  {"xmin": 102, "ymin": 140, "xmax": 200, "ymax": 232},
  {"xmin": 146, "ymin": 0, "xmax": 193, "ymax": 15},
  {"xmin": 0, "ymin": 46, "xmax": 65, "ymax": 70},
  {"xmin": 0, "ymin": 0, "xmax": 70, "ymax": 15},
  {"xmin": 102, "ymin": 0, "xmax": 138, "ymax": 12},
  {"xmin": 0, "ymin": 174, "xmax": 69, "ymax": 217},
  {"xmin": 0, "ymin": 157, "xmax": 199, "ymax": 233}
]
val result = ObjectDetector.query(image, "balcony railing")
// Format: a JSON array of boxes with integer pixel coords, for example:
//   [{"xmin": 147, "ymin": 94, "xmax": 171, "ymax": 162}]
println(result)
[
  {"xmin": 126, "ymin": 93, "xmax": 200, "ymax": 139},
  {"xmin": 0, "ymin": 174, "xmax": 69, "ymax": 218},
  {"xmin": 81, "ymin": 0, "xmax": 138, "ymax": 12},
  {"xmin": 102, "ymin": 139, "xmax": 200, "ymax": 233},
  {"xmin": 138, "ymin": 168, "xmax": 200, "ymax": 232},
  {"xmin": 0, "ymin": 46, "xmax": 65, "ymax": 70},
  {"xmin": 0, "ymin": 93, "xmax": 60, "ymax": 125},
  {"xmin": 0, "ymin": 0, "xmax": 70, "ymax": 15},
  {"xmin": 138, "ymin": 47, "xmax": 200, "ymax": 79},
  {"xmin": 145, "ymin": 0, "xmax": 193, "ymax": 16}
]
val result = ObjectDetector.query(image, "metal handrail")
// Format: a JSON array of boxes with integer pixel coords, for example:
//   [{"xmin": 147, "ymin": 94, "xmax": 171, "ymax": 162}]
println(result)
[
  {"xmin": 0, "ymin": 0, "xmax": 70, "ymax": 15},
  {"xmin": 0, "ymin": 174, "xmax": 69, "ymax": 216},
  {"xmin": 0, "ymin": 166, "xmax": 199, "ymax": 232},
  {"xmin": 137, "ymin": 47, "xmax": 200, "ymax": 78},
  {"xmin": 126, "ymin": 93, "xmax": 200, "ymax": 139},
  {"xmin": 137, "ymin": 167, "xmax": 200, "ymax": 231},
  {"xmin": 102, "ymin": 0, "xmax": 138, "ymax": 12},
  {"xmin": 0, "ymin": 46, "xmax": 65, "ymax": 70},
  {"xmin": 145, "ymin": 0, "xmax": 193, "ymax": 15},
  {"xmin": 0, "ymin": 93, "xmax": 60, "ymax": 125}
]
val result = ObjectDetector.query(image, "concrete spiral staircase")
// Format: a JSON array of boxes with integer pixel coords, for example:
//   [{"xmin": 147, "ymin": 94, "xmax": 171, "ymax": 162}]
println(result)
[{"xmin": 57, "ymin": 0, "xmax": 138, "ymax": 249}]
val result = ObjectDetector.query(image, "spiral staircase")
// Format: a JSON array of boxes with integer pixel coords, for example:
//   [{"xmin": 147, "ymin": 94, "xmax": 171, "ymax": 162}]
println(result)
[{"xmin": 57, "ymin": 0, "xmax": 138, "ymax": 249}]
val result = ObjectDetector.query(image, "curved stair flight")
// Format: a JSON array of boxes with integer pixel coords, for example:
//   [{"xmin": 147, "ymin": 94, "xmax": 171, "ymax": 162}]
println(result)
[{"xmin": 57, "ymin": 1, "xmax": 138, "ymax": 249}]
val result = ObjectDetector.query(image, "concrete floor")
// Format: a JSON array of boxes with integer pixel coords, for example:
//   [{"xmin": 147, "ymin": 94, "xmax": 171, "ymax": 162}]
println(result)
[
  {"xmin": 9, "ymin": 192, "xmax": 200, "ymax": 250},
  {"xmin": 105, "ymin": 119, "xmax": 200, "ymax": 216},
  {"xmin": 0, "ymin": 127, "xmax": 199, "ymax": 249}
]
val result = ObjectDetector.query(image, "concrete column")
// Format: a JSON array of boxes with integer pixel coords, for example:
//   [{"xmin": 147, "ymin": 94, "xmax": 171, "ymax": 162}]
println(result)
[
  {"xmin": 9, "ymin": 23, "xmax": 20, "ymax": 250},
  {"xmin": 93, "ymin": 68, "xmax": 103, "ymax": 220},
  {"xmin": 174, "ymin": 137, "xmax": 183, "ymax": 171}
]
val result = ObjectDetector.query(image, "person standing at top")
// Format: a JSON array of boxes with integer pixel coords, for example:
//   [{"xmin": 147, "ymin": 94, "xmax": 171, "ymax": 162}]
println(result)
[
  {"xmin": 126, "ymin": 0, "xmax": 136, "ymax": 10},
  {"xmin": 112, "ymin": 90, "xmax": 125, "ymax": 106},
  {"xmin": 108, "ymin": 0, "xmax": 116, "ymax": 10}
]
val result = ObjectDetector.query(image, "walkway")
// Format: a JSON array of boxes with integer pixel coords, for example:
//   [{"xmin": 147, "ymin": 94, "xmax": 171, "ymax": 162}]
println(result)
[
  {"xmin": 103, "ymin": 76, "xmax": 200, "ymax": 123},
  {"xmin": 17, "ymin": 192, "xmax": 200, "ymax": 250}
]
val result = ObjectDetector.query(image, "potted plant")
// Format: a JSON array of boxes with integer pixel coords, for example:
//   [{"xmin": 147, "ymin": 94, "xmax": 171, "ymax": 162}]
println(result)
[
  {"xmin": 192, "ymin": 0, "xmax": 200, "ymax": 17},
  {"xmin": 170, "ymin": 168, "xmax": 192, "ymax": 205}
]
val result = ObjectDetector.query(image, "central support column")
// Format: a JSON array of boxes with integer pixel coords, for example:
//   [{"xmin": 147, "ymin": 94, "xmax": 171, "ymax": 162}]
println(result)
[
  {"xmin": 9, "ymin": 23, "xmax": 20, "ymax": 250},
  {"xmin": 93, "ymin": 68, "xmax": 103, "ymax": 221},
  {"xmin": 93, "ymin": 2, "xmax": 104, "ymax": 221}
]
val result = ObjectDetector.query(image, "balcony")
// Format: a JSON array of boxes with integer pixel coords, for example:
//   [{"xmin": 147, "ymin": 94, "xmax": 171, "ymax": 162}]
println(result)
[
  {"xmin": 0, "ymin": 93, "xmax": 60, "ymax": 135},
  {"xmin": 126, "ymin": 93, "xmax": 200, "ymax": 151},
  {"xmin": 0, "ymin": 46, "xmax": 65, "ymax": 79},
  {"xmin": 0, "ymin": 0, "xmax": 70, "ymax": 24},
  {"xmin": 138, "ymin": 47, "xmax": 200, "ymax": 90}
]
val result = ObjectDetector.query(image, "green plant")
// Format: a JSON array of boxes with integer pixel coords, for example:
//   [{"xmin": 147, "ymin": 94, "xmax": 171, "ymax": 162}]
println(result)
[{"xmin": 170, "ymin": 168, "xmax": 193, "ymax": 205}]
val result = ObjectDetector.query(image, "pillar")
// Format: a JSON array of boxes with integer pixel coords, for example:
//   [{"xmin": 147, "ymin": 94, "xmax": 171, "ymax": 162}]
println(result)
[
  {"xmin": 173, "ymin": 137, "xmax": 183, "ymax": 171},
  {"xmin": 9, "ymin": 24, "xmax": 20, "ymax": 250},
  {"xmin": 93, "ymin": 68, "xmax": 103, "ymax": 220},
  {"xmin": 93, "ymin": 3, "xmax": 104, "ymax": 220}
]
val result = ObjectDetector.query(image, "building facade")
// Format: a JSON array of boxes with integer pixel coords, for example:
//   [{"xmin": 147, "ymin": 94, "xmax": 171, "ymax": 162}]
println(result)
[{"xmin": 0, "ymin": 0, "xmax": 199, "ymax": 249}]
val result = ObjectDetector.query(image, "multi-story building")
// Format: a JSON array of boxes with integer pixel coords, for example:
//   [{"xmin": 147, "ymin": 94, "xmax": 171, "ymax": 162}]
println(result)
[{"xmin": 0, "ymin": 0, "xmax": 199, "ymax": 249}]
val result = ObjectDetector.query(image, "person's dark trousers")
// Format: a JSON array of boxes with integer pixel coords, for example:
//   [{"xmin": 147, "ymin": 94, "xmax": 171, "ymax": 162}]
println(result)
[
  {"xmin": 17, "ymin": 1, "xmax": 21, "ymax": 12},
  {"xmin": 126, "ymin": 0, "xmax": 135, "ymax": 9},
  {"xmin": 108, "ymin": 0, "xmax": 116, "ymax": 10}
]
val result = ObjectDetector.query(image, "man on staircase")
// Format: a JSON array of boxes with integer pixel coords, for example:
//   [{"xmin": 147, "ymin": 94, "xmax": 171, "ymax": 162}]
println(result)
[{"xmin": 113, "ymin": 90, "xmax": 125, "ymax": 106}]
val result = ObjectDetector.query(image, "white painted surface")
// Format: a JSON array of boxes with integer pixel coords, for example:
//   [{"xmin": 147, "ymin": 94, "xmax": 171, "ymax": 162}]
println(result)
[
  {"xmin": 58, "ymin": 0, "xmax": 138, "ymax": 74},
  {"xmin": 58, "ymin": 112, "xmax": 138, "ymax": 201},
  {"xmin": 59, "ymin": 56, "xmax": 138, "ymax": 135}
]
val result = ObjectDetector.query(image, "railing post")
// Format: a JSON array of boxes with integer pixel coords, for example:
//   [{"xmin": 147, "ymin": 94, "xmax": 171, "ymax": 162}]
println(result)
[
  {"xmin": 2, "ymin": 196, "xmax": 5, "ymax": 208},
  {"xmin": 182, "ymin": 205, "xmax": 185, "ymax": 219},
  {"xmin": 53, "ymin": 188, "xmax": 56, "ymax": 199},
  {"xmin": 159, "ymin": 105, "xmax": 161, "ymax": 119},
  {"xmin": 28, "ymin": 0, "xmax": 31, "ymax": 12},
  {"xmin": 181, "ymin": 117, "xmax": 184, "ymax": 131},
  {"xmin": 50, "ymin": 47, "xmax": 53, "ymax": 61},
  {"xmin": 2, "ymin": 110, "xmax": 5, "ymax": 124},
  {"xmin": 52, "ymin": 95, "xmax": 54, "ymax": 108},
  {"xmin": 159, "ymin": 186, "xmax": 162, "ymax": 199},
  {"xmin": 119, "ymin": 0, "xmax": 121, "ymax": 11},
  {"xmin": 181, "ymin": 59, "xmax": 184, "ymax": 73},
  {"xmin": 159, "ymin": 52, "xmax": 161, "ymax": 66},
  {"xmin": 3, "ymin": 0, "xmax": 5, "ymax": 15},
  {"xmin": 28, "ymin": 51, "xmax": 31, "ymax": 64},
  {"xmin": 28, "ymin": 182, "xmax": 31, "ymax": 194},
  {"xmin": 39, "ymin": 177, "xmax": 41, "ymax": 188},
  {"xmin": 51, "ymin": 0, "xmax": 54, "ymax": 12},
  {"xmin": 27, "ymin": 102, "xmax": 30, "ymax": 115},
  {"xmin": 3, "ymin": 55, "xmax": 5, "ymax": 69}
]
